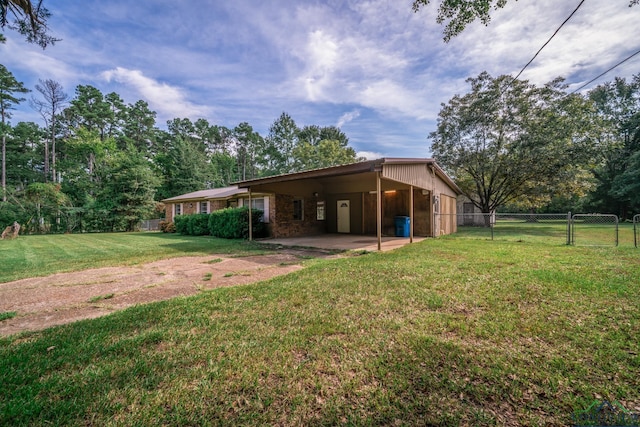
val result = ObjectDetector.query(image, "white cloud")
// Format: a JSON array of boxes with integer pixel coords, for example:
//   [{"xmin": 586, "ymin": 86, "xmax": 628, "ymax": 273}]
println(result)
[
  {"xmin": 357, "ymin": 150, "xmax": 385, "ymax": 160},
  {"xmin": 336, "ymin": 110, "xmax": 361, "ymax": 128},
  {"xmin": 101, "ymin": 67, "xmax": 211, "ymax": 120}
]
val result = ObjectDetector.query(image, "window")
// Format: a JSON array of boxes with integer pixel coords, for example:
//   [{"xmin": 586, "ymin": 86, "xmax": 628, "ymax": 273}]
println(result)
[
  {"xmin": 200, "ymin": 201, "xmax": 208, "ymax": 214},
  {"xmin": 174, "ymin": 203, "xmax": 182, "ymax": 216},
  {"xmin": 239, "ymin": 197, "xmax": 269, "ymax": 222},
  {"xmin": 293, "ymin": 198, "xmax": 304, "ymax": 221}
]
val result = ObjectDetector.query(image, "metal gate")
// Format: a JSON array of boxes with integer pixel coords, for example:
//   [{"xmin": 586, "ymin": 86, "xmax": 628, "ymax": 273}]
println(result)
[
  {"xmin": 571, "ymin": 214, "xmax": 618, "ymax": 247},
  {"xmin": 634, "ymin": 214, "xmax": 640, "ymax": 248}
]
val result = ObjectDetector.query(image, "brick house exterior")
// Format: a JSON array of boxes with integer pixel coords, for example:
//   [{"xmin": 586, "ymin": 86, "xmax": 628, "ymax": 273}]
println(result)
[
  {"xmin": 236, "ymin": 158, "xmax": 461, "ymax": 241},
  {"xmin": 162, "ymin": 187, "xmax": 273, "ymax": 231}
]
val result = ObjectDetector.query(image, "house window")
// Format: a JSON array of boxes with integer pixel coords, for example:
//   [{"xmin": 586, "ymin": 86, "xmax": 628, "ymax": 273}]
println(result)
[
  {"xmin": 239, "ymin": 197, "xmax": 269, "ymax": 222},
  {"xmin": 293, "ymin": 198, "xmax": 304, "ymax": 221},
  {"xmin": 174, "ymin": 203, "xmax": 182, "ymax": 216},
  {"xmin": 200, "ymin": 201, "xmax": 208, "ymax": 214}
]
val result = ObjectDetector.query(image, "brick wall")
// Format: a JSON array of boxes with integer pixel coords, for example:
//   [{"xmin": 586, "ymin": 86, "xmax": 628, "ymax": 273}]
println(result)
[{"xmin": 271, "ymin": 194, "xmax": 325, "ymax": 238}]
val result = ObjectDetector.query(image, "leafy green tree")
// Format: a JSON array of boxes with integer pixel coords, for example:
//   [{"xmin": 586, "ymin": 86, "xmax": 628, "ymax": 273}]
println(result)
[
  {"xmin": 31, "ymin": 78, "xmax": 68, "ymax": 182},
  {"xmin": 0, "ymin": 64, "xmax": 29, "ymax": 202},
  {"xmin": 233, "ymin": 122, "xmax": 263, "ymax": 180},
  {"xmin": 63, "ymin": 85, "xmax": 113, "ymax": 141},
  {"xmin": 154, "ymin": 130, "xmax": 211, "ymax": 200},
  {"xmin": 121, "ymin": 99, "xmax": 156, "ymax": 152},
  {"xmin": 586, "ymin": 74, "xmax": 640, "ymax": 218},
  {"xmin": 0, "ymin": 0, "xmax": 58, "ymax": 48},
  {"xmin": 7, "ymin": 121, "xmax": 43, "ymax": 189},
  {"xmin": 25, "ymin": 182, "xmax": 71, "ymax": 233},
  {"xmin": 262, "ymin": 112, "xmax": 298, "ymax": 175},
  {"xmin": 412, "ymin": 0, "xmax": 638, "ymax": 42},
  {"xmin": 292, "ymin": 138, "xmax": 361, "ymax": 172},
  {"xmin": 96, "ymin": 146, "xmax": 160, "ymax": 231},
  {"xmin": 431, "ymin": 72, "xmax": 597, "ymax": 218}
]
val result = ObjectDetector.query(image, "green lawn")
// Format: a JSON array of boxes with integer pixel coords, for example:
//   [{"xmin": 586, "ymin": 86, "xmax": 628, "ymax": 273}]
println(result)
[
  {"xmin": 1, "ymin": 236, "xmax": 639, "ymax": 425},
  {"xmin": 0, "ymin": 232, "xmax": 267, "ymax": 283}
]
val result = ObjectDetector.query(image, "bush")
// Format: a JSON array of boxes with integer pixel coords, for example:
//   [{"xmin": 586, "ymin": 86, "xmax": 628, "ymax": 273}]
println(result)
[
  {"xmin": 174, "ymin": 215, "xmax": 189, "ymax": 234},
  {"xmin": 208, "ymin": 207, "xmax": 265, "ymax": 239},
  {"xmin": 159, "ymin": 220, "xmax": 175, "ymax": 233},
  {"xmin": 187, "ymin": 214, "xmax": 210, "ymax": 236}
]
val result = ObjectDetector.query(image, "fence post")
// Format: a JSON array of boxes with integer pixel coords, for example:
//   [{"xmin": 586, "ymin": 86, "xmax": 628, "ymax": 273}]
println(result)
[{"xmin": 566, "ymin": 211, "xmax": 571, "ymax": 245}]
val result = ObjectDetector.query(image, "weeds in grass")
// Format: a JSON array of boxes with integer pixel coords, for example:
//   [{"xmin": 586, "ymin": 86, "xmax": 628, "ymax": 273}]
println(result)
[
  {"xmin": 0, "ymin": 311, "xmax": 17, "ymax": 322},
  {"xmin": 205, "ymin": 258, "xmax": 223, "ymax": 264},
  {"xmin": 202, "ymin": 273, "xmax": 212, "ymax": 281},
  {"xmin": 0, "ymin": 238, "xmax": 638, "ymax": 426},
  {"xmin": 88, "ymin": 294, "xmax": 114, "ymax": 303}
]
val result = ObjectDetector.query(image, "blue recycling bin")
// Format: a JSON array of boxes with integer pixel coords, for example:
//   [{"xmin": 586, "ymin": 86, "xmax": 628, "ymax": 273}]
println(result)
[{"xmin": 394, "ymin": 216, "xmax": 410, "ymax": 237}]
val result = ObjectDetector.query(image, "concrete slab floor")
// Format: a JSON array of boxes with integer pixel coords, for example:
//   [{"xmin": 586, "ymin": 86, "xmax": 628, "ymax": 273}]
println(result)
[{"xmin": 255, "ymin": 234, "xmax": 425, "ymax": 252}]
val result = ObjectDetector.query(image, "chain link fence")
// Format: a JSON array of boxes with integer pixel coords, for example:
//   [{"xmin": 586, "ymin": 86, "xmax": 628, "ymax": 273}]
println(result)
[
  {"xmin": 571, "ymin": 214, "xmax": 618, "ymax": 247},
  {"xmin": 452, "ymin": 212, "xmax": 571, "ymax": 244},
  {"xmin": 138, "ymin": 219, "xmax": 162, "ymax": 231},
  {"xmin": 448, "ymin": 212, "xmax": 629, "ymax": 247}
]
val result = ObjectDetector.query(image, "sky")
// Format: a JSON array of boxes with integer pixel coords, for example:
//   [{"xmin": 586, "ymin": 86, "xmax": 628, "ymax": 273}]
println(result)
[{"xmin": 2, "ymin": 0, "xmax": 639, "ymax": 159}]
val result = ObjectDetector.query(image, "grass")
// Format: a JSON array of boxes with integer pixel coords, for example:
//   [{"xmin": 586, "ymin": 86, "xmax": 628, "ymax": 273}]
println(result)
[
  {"xmin": 88, "ymin": 294, "xmax": 115, "ymax": 303},
  {"xmin": 0, "ymin": 232, "xmax": 268, "ymax": 283},
  {"xmin": 0, "ymin": 235, "xmax": 639, "ymax": 425},
  {"xmin": 0, "ymin": 311, "xmax": 17, "ymax": 322},
  {"xmin": 456, "ymin": 221, "xmax": 637, "ymax": 247}
]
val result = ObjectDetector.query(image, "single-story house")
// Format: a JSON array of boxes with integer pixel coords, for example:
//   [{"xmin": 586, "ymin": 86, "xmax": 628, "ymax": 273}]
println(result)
[
  {"xmin": 162, "ymin": 186, "xmax": 273, "ymax": 227},
  {"xmin": 163, "ymin": 158, "xmax": 460, "ymax": 249},
  {"xmin": 235, "ymin": 158, "xmax": 461, "ymax": 248}
]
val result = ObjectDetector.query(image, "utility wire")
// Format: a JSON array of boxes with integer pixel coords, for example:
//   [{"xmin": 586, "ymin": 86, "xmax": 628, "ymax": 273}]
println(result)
[
  {"xmin": 570, "ymin": 48, "xmax": 640, "ymax": 93},
  {"xmin": 510, "ymin": 0, "xmax": 586, "ymax": 84}
]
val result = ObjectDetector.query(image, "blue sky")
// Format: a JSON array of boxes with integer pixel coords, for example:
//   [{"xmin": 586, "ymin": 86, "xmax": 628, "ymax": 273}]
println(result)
[{"xmin": 2, "ymin": 0, "xmax": 638, "ymax": 159}]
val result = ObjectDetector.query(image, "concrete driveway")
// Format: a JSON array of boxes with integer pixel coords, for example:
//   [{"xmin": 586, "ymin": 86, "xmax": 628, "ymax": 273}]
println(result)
[{"xmin": 256, "ymin": 234, "xmax": 425, "ymax": 252}]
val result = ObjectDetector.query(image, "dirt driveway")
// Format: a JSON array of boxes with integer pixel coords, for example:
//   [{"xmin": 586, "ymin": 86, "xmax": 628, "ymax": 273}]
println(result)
[{"xmin": 0, "ymin": 249, "xmax": 335, "ymax": 337}]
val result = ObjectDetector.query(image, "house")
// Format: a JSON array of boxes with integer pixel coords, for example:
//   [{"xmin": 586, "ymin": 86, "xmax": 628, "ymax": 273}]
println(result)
[
  {"xmin": 162, "ymin": 186, "xmax": 274, "ymax": 229},
  {"xmin": 235, "ymin": 158, "xmax": 461, "ymax": 248}
]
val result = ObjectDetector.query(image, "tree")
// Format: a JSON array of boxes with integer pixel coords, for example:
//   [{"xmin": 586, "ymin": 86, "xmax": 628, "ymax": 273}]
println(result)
[
  {"xmin": 431, "ymin": 72, "xmax": 596, "ymax": 219},
  {"xmin": 262, "ymin": 112, "xmax": 298, "ymax": 175},
  {"xmin": 233, "ymin": 122, "xmax": 263, "ymax": 180},
  {"xmin": 31, "ymin": 78, "xmax": 68, "ymax": 182},
  {"xmin": 96, "ymin": 147, "xmax": 160, "ymax": 231},
  {"xmin": 292, "ymin": 139, "xmax": 360, "ymax": 171},
  {"xmin": 63, "ymin": 85, "xmax": 113, "ymax": 141},
  {"xmin": 7, "ymin": 121, "xmax": 43, "ymax": 188},
  {"xmin": 412, "ymin": 0, "xmax": 638, "ymax": 42},
  {"xmin": 1, "ymin": 0, "xmax": 58, "ymax": 48},
  {"xmin": 586, "ymin": 74, "xmax": 640, "ymax": 218},
  {"xmin": 0, "ymin": 64, "xmax": 29, "ymax": 202}
]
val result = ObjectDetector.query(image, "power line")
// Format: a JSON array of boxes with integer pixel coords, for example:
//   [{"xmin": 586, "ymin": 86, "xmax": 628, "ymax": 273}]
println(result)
[
  {"xmin": 510, "ymin": 0, "xmax": 586, "ymax": 84},
  {"xmin": 570, "ymin": 48, "xmax": 640, "ymax": 93}
]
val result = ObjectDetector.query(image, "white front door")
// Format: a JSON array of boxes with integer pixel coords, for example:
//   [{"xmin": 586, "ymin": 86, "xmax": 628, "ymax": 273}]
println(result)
[{"xmin": 337, "ymin": 200, "xmax": 350, "ymax": 233}]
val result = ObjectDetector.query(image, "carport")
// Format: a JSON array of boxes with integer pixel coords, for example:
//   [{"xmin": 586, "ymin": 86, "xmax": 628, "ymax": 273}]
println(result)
[{"xmin": 236, "ymin": 158, "xmax": 460, "ymax": 251}]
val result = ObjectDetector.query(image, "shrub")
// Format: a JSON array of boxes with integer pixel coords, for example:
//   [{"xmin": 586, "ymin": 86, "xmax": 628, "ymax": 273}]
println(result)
[
  {"xmin": 174, "ymin": 215, "xmax": 189, "ymax": 234},
  {"xmin": 159, "ymin": 220, "xmax": 175, "ymax": 233},
  {"xmin": 208, "ymin": 207, "xmax": 265, "ymax": 239},
  {"xmin": 187, "ymin": 214, "xmax": 210, "ymax": 236}
]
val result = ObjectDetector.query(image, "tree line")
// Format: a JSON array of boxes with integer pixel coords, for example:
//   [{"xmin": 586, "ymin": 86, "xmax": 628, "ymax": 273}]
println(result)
[
  {"xmin": 431, "ymin": 72, "xmax": 640, "ymax": 220},
  {"xmin": 0, "ymin": 65, "xmax": 361, "ymax": 233}
]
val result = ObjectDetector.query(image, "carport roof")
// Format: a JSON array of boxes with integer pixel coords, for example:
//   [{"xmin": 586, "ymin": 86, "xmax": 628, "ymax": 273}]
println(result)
[
  {"xmin": 161, "ymin": 185, "xmax": 247, "ymax": 202},
  {"xmin": 235, "ymin": 158, "xmax": 460, "ymax": 194}
]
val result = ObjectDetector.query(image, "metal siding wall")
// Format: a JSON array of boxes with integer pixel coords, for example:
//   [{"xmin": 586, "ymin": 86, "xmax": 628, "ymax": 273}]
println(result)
[{"xmin": 382, "ymin": 164, "xmax": 431, "ymax": 189}]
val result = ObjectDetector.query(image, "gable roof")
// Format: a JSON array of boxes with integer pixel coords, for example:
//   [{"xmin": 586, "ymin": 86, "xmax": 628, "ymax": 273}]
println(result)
[{"xmin": 235, "ymin": 158, "xmax": 461, "ymax": 194}]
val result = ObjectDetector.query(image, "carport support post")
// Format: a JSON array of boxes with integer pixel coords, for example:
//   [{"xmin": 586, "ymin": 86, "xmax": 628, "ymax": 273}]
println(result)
[
  {"xmin": 409, "ymin": 185, "xmax": 414, "ymax": 243},
  {"xmin": 248, "ymin": 189, "xmax": 253, "ymax": 241},
  {"xmin": 377, "ymin": 171, "xmax": 382, "ymax": 251}
]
